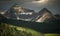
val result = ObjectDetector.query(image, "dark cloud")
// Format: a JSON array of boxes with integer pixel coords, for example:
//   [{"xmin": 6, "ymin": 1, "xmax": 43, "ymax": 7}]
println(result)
[
  {"xmin": 0, "ymin": 0, "xmax": 60, "ymax": 14},
  {"xmin": 21, "ymin": 0, "xmax": 60, "ymax": 14}
]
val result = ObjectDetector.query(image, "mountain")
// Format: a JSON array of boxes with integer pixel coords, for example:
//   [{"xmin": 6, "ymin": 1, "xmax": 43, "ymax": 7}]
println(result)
[
  {"xmin": 36, "ymin": 8, "xmax": 55, "ymax": 22},
  {"xmin": 0, "ymin": 5, "xmax": 60, "ymax": 23},
  {"xmin": 1, "ymin": 4, "xmax": 38, "ymax": 21},
  {"xmin": 0, "ymin": 14, "xmax": 60, "ymax": 34}
]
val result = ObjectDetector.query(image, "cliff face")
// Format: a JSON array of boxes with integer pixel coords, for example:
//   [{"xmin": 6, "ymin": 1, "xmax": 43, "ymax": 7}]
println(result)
[
  {"xmin": 1, "ymin": 5, "xmax": 37, "ymax": 21},
  {"xmin": 36, "ymin": 8, "xmax": 55, "ymax": 22},
  {"xmin": 0, "ymin": 4, "xmax": 59, "ymax": 23}
]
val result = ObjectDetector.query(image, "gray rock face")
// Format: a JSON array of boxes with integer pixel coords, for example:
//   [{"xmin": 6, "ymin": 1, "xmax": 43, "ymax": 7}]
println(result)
[
  {"xmin": 2, "ymin": 5, "xmax": 38, "ymax": 21},
  {"xmin": 36, "ymin": 8, "xmax": 55, "ymax": 22},
  {"xmin": 0, "ymin": 4, "xmax": 59, "ymax": 23}
]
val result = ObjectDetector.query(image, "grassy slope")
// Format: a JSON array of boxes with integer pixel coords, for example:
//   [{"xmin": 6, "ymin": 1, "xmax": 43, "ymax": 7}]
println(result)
[
  {"xmin": 45, "ymin": 34, "xmax": 60, "ymax": 36},
  {"xmin": 0, "ymin": 23, "xmax": 41, "ymax": 36},
  {"xmin": 0, "ymin": 23, "xmax": 60, "ymax": 36}
]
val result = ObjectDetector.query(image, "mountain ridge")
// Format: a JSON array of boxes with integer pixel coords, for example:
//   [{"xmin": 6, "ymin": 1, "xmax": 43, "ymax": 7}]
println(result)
[{"xmin": 0, "ymin": 5, "xmax": 60, "ymax": 22}]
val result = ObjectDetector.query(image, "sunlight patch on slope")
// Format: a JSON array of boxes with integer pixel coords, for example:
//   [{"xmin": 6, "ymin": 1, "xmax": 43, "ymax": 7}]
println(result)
[
  {"xmin": 36, "ymin": 13, "xmax": 50, "ymax": 22},
  {"xmin": 44, "ymin": 34, "xmax": 60, "ymax": 36},
  {"xmin": 16, "ymin": 27, "xmax": 41, "ymax": 36},
  {"xmin": 8, "ymin": 24, "xmax": 41, "ymax": 36},
  {"xmin": 13, "ymin": 5, "xmax": 24, "ymax": 12},
  {"xmin": 0, "ymin": 12, "xmax": 5, "ymax": 14},
  {"xmin": 17, "ymin": 16, "xmax": 20, "ymax": 20}
]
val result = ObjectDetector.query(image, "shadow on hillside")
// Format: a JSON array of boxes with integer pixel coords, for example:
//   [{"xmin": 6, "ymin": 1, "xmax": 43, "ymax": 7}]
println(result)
[
  {"xmin": 0, "ymin": 18, "xmax": 60, "ymax": 34},
  {"xmin": 0, "ymin": 14, "xmax": 60, "ymax": 34}
]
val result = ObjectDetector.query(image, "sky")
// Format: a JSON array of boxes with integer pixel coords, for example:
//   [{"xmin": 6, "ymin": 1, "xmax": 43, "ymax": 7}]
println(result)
[
  {"xmin": 0, "ymin": 0, "xmax": 60, "ymax": 14},
  {"xmin": 20, "ymin": 0, "xmax": 60, "ymax": 14}
]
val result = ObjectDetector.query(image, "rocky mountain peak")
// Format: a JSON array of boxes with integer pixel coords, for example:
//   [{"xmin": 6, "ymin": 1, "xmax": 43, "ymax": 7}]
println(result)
[
  {"xmin": 39, "ymin": 8, "xmax": 52, "ymax": 15},
  {"xmin": 36, "ymin": 8, "xmax": 54, "ymax": 22}
]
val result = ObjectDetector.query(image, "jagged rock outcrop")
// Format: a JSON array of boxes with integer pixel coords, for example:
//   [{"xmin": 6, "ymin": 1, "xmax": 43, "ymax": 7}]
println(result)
[{"xmin": 36, "ymin": 8, "xmax": 55, "ymax": 22}]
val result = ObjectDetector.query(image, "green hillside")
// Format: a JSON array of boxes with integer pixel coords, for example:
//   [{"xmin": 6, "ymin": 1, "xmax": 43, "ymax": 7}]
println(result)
[
  {"xmin": 0, "ymin": 22, "xmax": 60, "ymax": 36},
  {"xmin": 0, "ymin": 23, "xmax": 41, "ymax": 36}
]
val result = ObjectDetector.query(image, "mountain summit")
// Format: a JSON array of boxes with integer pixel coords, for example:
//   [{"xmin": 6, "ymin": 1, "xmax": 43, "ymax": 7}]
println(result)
[
  {"xmin": 0, "ymin": 5, "xmax": 58, "ymax": 23},
  {"xmin": 39, "ymin": 8, "xmax": 52, "ymax": 14},
  {"xmin": 36, "ymin": 8, "xmax": 55, "ymax": 22},
  {"xmin": 0, "ymin": 4, "xmax": 37, "ymax": 21}
]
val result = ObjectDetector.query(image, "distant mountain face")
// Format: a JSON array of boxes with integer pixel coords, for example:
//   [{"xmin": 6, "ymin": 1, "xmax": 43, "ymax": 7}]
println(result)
[
  {"xmin": 36, "ymin": 8, "xmax": 60, "ymax": 23},
  {"xmin": 1, "ymin": 4, "xmax": 38, "ymax": 21},
  {"xmin": 0, "ymin": 4, "xmax": 60, "ymax": 23},
  {"xmin": 36, "ymin": 8, "xmax": 55, "ymax": 22}
]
